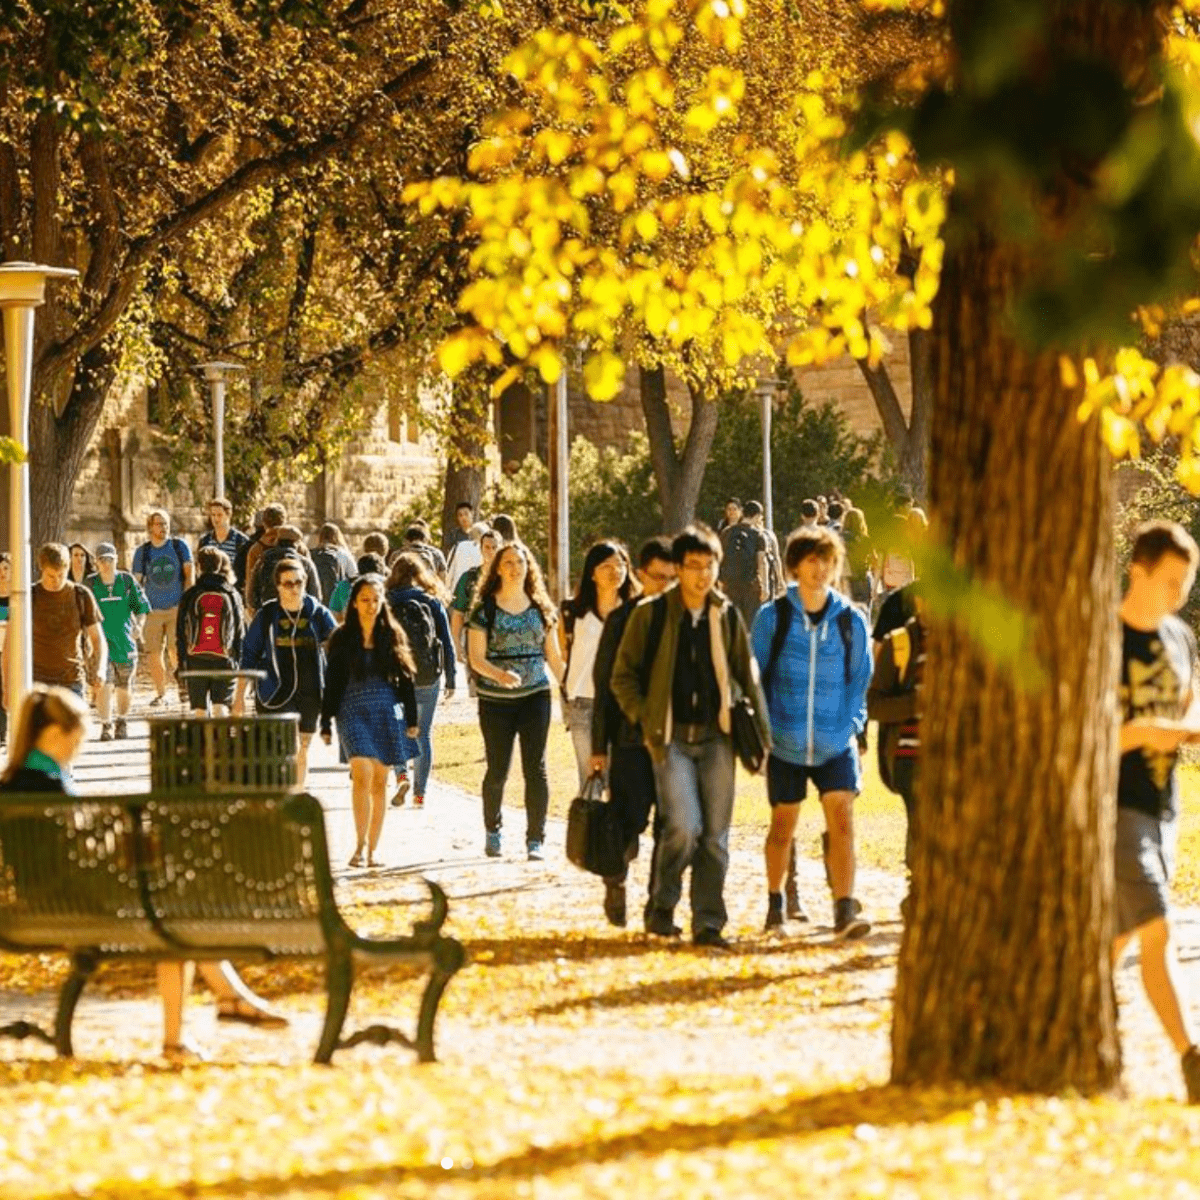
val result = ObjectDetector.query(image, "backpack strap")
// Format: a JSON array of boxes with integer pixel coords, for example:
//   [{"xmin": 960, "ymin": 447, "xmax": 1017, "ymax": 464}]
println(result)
[
  {"xmin": 837, "ymin": 607, "xmax": 855, "ymax": 687},
  {"xmin": 171, "ymin": 537, "xmax": 186, "ymax": 575},
  {"xmin": 761, "ymin": 596, "xmax": 792, "ymax": 698}
]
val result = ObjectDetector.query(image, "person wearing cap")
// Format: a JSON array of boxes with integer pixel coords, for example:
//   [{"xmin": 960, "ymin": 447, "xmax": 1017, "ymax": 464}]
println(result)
[{"xmin": 88, "ymin": 543, "xmax": 150, "ymax": 740}]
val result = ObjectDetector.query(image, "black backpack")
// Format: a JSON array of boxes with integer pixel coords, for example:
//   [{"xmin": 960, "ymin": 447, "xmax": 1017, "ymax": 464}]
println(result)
[
  {"xmin": 720, "ymin": 524, "xmax": 760, "ymax": 588},
  {"xmin": 392, "ymin": 595, "xmax": 442, "ymax": 686},
  {"xmin": 252, "ymin": 545, "xmax": 303, "ymax": 608},
  {"xmin": 311, "ymin": 545, "xmax": 348, "ymax": 605},
  {"xmin": 761, "ymin": 597, "xmax": 856, "ymax": 698}
]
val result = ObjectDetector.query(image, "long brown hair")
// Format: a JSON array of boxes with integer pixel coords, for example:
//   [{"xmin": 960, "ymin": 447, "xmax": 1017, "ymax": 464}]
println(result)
[
  {"xmin": 328, "ymin": 575, "xmax": 417, "ymax": 678},
  {"xmin": 2, "ymin": 686, "xmax": 88, "ymax": 783},
  {"xmin": 387, "ymin": 551, "xmax": 451, "ymax": 605},
  {"xmin": 471, "ymin": 543, "xmax": 556, "ymax": 626}
]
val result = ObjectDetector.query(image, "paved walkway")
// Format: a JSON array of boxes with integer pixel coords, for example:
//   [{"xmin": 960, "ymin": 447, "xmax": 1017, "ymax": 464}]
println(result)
[{"xmin": 3, "ymin": 695, "xmax": 1199, "ymax": 1102}]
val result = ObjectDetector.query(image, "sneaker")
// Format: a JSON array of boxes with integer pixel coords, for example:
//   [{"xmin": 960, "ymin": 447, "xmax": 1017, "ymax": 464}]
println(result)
[
  {"xmin": 526, "ymin": 841, "xmax": 544, "ymax": 861},
  {"xmin": 832, "ymin": 897, "xmax": 871, "ymax": 942},
  {"xmin": 645, "ymin": 909, "xmax": 682, "ymax": 939},
  {"xmin": 1183, "ymin": 1045, "xmax": 1200, "ymax": 1104},
  {"xmin": 693, "ymin": 928, "xmax": 733, "ymax": 950},
  {"xmin": 603, "ymin": 878, "xmax": 627, "ymax": 928},
  {"xmin": 413, "ymin": 795, "xmax": 425, "ymax": 809},
  {"xmin": 390, "ymin": 775, "xmax": 410, "ymax": 807},
  {"xmin": 113, "ymin": 718, "xmax": 127, "ymax": 740},
  {"xmin": 484, "ymin": 831, "xmax": 501, "ymax": 858},
  {"xmin": 98, "ymin": 723, "xmax": 113, "ymax": 742},
  {"xmin": 149, "ymin": 694, "xmax": 165, "ymax": 708}
]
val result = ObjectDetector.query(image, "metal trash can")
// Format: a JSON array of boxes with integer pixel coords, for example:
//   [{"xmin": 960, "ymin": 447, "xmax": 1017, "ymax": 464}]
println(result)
[{"xmin": 148, "ymin": 715, "xmax": 300, "ymax": 793}]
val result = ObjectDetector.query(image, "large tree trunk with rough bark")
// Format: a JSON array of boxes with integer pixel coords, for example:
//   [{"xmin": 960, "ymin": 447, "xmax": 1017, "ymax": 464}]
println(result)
[
  {"xmin": 639, "ymin": 365, "xmax": 719, "ymax": 533},
  {"xmin": 890, "ymin": 224, "xmax": 1121, "ymax": 1093}
]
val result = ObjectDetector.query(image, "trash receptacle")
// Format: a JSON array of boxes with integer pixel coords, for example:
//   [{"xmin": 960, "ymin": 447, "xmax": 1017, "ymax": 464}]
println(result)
[{"xmin": 148, "ymin": 715, "xmax": 300, "ymax": 793}]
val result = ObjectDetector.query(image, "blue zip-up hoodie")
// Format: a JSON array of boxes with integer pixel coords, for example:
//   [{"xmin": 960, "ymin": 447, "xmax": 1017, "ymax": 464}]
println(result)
[
  {"xmin": 241, "ymin": 595, "xmax": 337, "ymax": 706},
  {"xmin": 750, "ymin": 586, "xmax": 871, "ymax": 767}
]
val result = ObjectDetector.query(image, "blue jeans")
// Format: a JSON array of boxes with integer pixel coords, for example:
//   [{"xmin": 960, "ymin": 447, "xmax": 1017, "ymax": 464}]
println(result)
[
  {"xmin": 651, "ymin": 736, "xmax": 735, "ymax": 936},
  {"xmin": 402, "ymin": 682, "xmax": 441, "ymax": 797}
]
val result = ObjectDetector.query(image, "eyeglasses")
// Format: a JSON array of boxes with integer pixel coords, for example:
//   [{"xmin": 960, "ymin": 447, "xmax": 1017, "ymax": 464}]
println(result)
[{"xmin": 279, "ymin": 580, "xmax": 304, "ymax": 590}]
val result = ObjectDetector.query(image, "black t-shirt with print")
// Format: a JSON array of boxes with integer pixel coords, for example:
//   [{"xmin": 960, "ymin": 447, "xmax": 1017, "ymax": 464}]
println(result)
[
  {"xmin": 273, "ymin": 607, "xmax": 321, "ymax": 702},
  {"xmin": 1119, "ymin": 616, "xmax": 1196, "ymax": 820}
]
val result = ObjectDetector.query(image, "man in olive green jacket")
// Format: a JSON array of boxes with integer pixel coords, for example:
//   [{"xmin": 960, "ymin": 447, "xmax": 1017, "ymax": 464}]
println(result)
[{"xmin": 611, "ymin": 525, "xmax": 769, "ymax": 948}]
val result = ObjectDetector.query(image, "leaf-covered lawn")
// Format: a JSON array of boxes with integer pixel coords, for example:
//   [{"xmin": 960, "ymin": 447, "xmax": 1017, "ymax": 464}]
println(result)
[{"xmin": 1, "ymin": 724, "xmax": 1199, "ymax": 1195}]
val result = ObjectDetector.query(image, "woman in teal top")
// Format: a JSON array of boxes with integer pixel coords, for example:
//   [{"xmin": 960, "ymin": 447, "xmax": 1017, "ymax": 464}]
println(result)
[
  {"xmin": 467, "ymin": 543, "xmax": 565, "ymax": 861},
  {"xmin": 0, "ymin": 684, "xmax": 87, "ymax": 793}
]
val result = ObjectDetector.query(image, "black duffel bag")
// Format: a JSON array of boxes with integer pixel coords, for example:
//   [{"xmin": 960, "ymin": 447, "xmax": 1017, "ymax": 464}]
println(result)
[
  {"xmin": 730, "ymin": 693, "xmax": 768, "ymax": 774},
  {"xmin": 565, "ymin": 773, "xmax": 626, "ymax": 877}
]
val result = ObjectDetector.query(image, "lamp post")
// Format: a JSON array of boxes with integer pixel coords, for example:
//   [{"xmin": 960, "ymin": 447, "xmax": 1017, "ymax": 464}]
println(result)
[
  {"xmin": 194, "ymin": 361, "xmax": 244, "ymax": 501},
  {"xmin": 554, "ymin": 364, "xmax": 570, "ymax": 602},
  {"xmin": 0, "ymin": 261, "xmax": 78, "ymax": 720},
  {"xmin": 755, "ymin": 378, "xmax": 779, "ymax": 534}
]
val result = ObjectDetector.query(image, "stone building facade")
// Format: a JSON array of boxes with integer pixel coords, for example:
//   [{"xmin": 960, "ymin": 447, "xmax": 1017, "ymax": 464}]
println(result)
[{"xmin": 65, "ymin": 346, "xmax": 907, "ymax": 558}]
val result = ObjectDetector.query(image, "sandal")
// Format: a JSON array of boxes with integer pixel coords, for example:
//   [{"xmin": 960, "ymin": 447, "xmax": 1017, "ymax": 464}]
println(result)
[
  {"xmin": 216, "ymin": 999, "xmax": 289, "ymax": 1028},
  {"xmin": 348, "ymin": 850, "xmax": 364, "ymax": 868},
  {"xmin": 162, "ymin": 1040, "xmax": 212, "ymax": 1064}
]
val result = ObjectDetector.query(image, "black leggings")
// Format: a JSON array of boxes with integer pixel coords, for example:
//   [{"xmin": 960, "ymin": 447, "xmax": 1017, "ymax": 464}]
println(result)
[{"xmin": 478, "ymin": 690, "xmax": 551, "ymax": 843}]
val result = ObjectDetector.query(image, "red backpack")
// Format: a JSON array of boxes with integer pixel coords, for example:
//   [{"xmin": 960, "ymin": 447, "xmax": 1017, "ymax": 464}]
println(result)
[{"xmin": 189, "ymin": 591, "xmax": 229, "ymax": 657}]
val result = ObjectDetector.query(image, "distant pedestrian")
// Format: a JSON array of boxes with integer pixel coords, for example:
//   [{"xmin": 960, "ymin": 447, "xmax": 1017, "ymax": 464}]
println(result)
[
  {"xmin": 234, "ymin": 559, "xmax": 337, "ymax": 787},
  {"xmin": 330, "ymin": 553, "xmax": 388, "ymax": 624},
  {"xmin": 841, "ymin": 507, "xmax": 874, "ymax": 611},
  {"xmin": 6, "ymin": 543, "xmax": 107, "ymax": 706},
  {"xmin": 491, "ymin": 513, "xmax": 518, "ymax": 545},
  {"xmin": 320, "ymin": 575, "xmax": 418, "ymax": 868},
  {"xmin": 249, "ymin": 524, "xmax": 319, "ymax": 611},
  {"xmin": 242, "ymin": 503, "xmax": 287, "ymax": 611},
  {"xmin": 743, "ymin": 501, "xmax": 784, "ymax": 599},
  {"xmin": 403, "ymin": 524, "xmax": 447, "ymax": 580},
  {"xmin": 68, "ymin": 542, "xmax": 96, "ymax": 585},
  {"xmin": 198, "ymin": 497, "xmax": 250, "ymax": 566},
  {"xmin": 444, "ymin": 501, "xmax": 475, "ymax": 554},
  {"xmin": 717, "ymin": 498, "xmax": 742, "ymax": 535},
  {"xmin": 89, "ymin": 542, "xmax": 149, "ymax": 740},
  {"xmin": 176, "ymin": 547, "xmax": 245, "ymax": 718},
  {"xmin": 385, "ymin": 552, "xmax": 456, "ymax": 810},
  {"xmin": 311, "ymin": 523, "xmax": 356, "ymax": 605},
  {"xmin": 590, "ymin": 536, "xmax": 675, "ymax": 926},
  {"xmin": 132, "ymin": 509, "xmax": 194, "ymax": 706},
  {"xmin": 718, "ymin": 506, "xmax": 768, "ymax": 631},
  {"xmin": 559, "ymin": 540, "xmax": 637, "ymax": 789},
  {"xmin": 468, "ymin": 542, "xmax": 565, "ymax": 861},
  {"xmin": 446, "ymin": 520, "xmax": 487, "ymax": 595}
]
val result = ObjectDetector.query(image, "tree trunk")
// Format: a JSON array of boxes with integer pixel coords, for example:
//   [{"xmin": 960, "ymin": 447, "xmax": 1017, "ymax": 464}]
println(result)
[
  {"xmin": 890, "ymin": 224, "xmax": 1121, "ymax": 1093},
  {"xmin": 854, "ymin": 346, "xmax": 929, "ymax": 501},
  {"xmin": 441, "ymin": 378, "xmax": 488, "ymax": 549},
  {"xmin": 26, "ymin": 345, "xmax": 115, "ymax": 548},
  {"xmin": 639, "ymin": 365, "xmax": 719, "ymax": 533}
]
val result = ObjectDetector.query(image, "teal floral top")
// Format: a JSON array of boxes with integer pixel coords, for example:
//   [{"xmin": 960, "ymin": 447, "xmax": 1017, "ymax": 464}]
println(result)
[{"xmin": 469, "ymin": 603, "xmax": 551, "ymax": 700}]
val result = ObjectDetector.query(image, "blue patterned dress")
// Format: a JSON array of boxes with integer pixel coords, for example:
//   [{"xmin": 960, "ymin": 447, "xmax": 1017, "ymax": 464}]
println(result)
[{"xmin": 337, "ymin": 647, "xmax": 410, "ymax": 766}]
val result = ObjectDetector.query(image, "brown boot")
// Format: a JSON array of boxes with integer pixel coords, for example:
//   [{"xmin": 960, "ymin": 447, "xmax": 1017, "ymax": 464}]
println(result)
[
  {"xmin": 603, "ymin": 876, "xmax": 627, "ymax": 927},
  {"xmin": 785, "ymin": 842, "xmax": 808, "ymax": 922}
]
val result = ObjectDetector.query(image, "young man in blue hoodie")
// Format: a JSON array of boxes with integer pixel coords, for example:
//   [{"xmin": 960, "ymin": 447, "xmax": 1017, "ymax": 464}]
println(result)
[{"xmin": 752, "ymin": 525, "xmax": 872, "ymax": 940}]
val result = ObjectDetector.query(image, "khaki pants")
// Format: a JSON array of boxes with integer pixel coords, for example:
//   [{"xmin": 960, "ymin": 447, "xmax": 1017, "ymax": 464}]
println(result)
[{"xmin": 144, "ymin": 607, "xmax": 178, "ymax": 696}]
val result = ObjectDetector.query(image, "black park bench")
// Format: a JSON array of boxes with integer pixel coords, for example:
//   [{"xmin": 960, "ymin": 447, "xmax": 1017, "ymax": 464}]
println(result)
[{"xmin": 0, "ymin": 791, "xmax": 465, "ymax": 1064}]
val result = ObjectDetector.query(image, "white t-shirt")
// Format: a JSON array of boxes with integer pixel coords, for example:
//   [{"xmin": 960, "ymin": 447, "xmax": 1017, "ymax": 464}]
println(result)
[
  {"xmin": 446, "ymin": 538, "xmax": 482, "ymax": 594},
  {"xmin": 565, "ymin": 611, "xmax": 606, "ymax": 701}
]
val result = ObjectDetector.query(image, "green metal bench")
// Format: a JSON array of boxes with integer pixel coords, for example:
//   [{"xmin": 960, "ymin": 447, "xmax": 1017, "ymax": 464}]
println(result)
[{"xmin": 0, "ymin": 792, "xmax": 464, "ymax": 1064}]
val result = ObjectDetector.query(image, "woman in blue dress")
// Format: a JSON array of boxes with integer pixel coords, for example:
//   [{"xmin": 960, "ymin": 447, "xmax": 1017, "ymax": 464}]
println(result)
[{"xmin": 320, "ymin": 575, "xmax": 419, "ymax": 867}]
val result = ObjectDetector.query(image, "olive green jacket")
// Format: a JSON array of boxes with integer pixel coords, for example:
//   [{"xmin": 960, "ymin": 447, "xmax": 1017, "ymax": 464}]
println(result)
[{"xmin": 609, "ymin": 585, "xmax": 770, "ymax": 764}]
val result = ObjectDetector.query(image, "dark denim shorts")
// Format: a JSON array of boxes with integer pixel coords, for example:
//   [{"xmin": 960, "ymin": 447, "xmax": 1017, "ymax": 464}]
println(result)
[
  {"xmin": 1115, "ymin": 806, "xmax": 1177, "ymax": 937},
  {"xmin": 767, "ymin": 745, "xmax": 862, "ymax": 807}
]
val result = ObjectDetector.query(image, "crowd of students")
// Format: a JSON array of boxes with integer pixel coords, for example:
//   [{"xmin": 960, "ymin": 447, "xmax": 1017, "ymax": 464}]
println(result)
[{"xmin": 3, "ymin": 491, "xmax": 1199, "ymax": 1103}]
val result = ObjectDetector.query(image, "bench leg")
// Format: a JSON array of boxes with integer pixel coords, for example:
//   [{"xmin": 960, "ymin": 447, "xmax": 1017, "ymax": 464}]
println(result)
[
  {"xmin": 55, "ymin": 952, "xmax": 98, "ymax": 1057},
  {"xmin": 314, "ymin": 949, "xmax": 353, "ymax": 1065},
  {"xmin": 415, "ymin": 938, "xmax": 465, "ymax": 1065}
]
